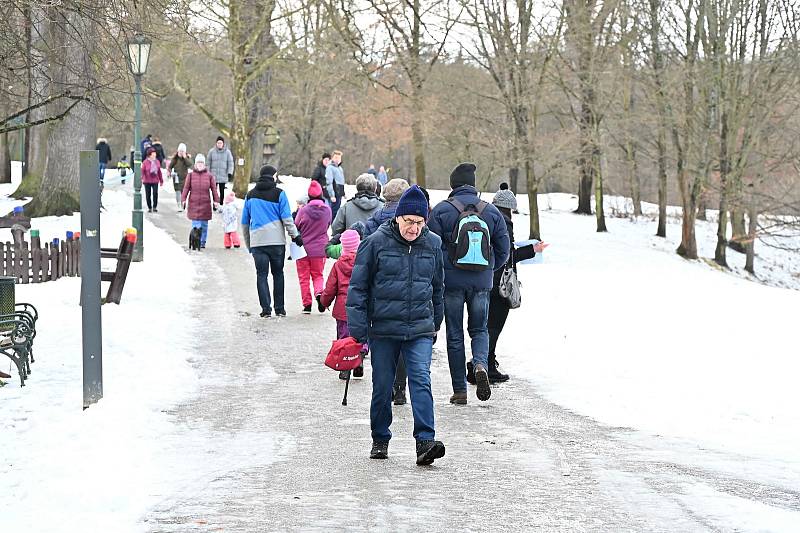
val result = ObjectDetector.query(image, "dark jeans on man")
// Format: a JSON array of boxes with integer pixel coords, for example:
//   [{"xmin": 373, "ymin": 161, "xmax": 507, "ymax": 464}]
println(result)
[
  {"xmin": 144, "ymin": 183, "xmax": 158, "ymax": 210},
  {"xmin": 487, "ymin": 288, "xmax": 510, "ymax": 363},
  {"xmin": 251, "ymin": 245, "xmax": 285, "ymax": 314},
  {"xmin": 444, "ymin": 287, "xmax": 490, "ymax": 393},
  {"xmin": 218, "ymin": 182, "xmax": 226, "ymax": 204},
  {"xmin": 371, "ymin": 336, "xmax": 435, "ymax": 443}
]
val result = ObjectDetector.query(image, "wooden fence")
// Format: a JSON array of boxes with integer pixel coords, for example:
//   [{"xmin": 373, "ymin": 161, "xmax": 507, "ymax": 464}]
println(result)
[{"xmin": 1, "ymin": 234, "xmax": 81, "ymax": 284}]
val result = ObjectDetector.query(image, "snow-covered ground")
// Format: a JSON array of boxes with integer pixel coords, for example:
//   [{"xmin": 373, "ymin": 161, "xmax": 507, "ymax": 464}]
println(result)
[
  {"xmin": 0, "ymin": 183, "xmax": 220, "ymax": 531},
  {"xmin": 3, "ymin": 171, "xmax": 799, "ymax": 531}
]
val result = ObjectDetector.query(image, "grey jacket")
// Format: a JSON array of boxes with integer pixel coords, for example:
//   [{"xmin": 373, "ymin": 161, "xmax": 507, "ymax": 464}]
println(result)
[
  {"xmin": 331, "ymin": 193, "xmax": 384, "ymax": 236},
  {"xmin": 325, "ymin": 163, "xmax": 345, "ymax": 199},
  {"xmin": 207, "ymin": 146, "xmax": 235, "ymax": 184}
]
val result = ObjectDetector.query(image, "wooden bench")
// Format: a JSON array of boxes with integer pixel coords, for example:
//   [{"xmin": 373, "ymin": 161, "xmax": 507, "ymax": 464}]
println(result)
[
  {"xmin": 100, "ymin": 231, "xmax": 136, "ymax": 304},
  {"xmin": 0, "ymin": 302, "xmax": 38, "ymax": 387}
]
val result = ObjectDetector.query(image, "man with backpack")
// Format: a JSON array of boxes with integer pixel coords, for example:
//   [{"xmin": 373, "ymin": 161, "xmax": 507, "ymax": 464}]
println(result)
[{"xmin": 428, "ymin": 163, "xmax": 510, "ymax": 405}]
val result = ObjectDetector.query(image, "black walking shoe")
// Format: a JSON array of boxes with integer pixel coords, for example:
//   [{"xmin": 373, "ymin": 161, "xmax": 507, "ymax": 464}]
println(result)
[
  {"xmin": 339, "ymin": 370, "xmax": 351, "ymax": 380},
  {"xmin": 353, "ymin": 365, "xmax": 364, "ymax": 378},
  {"xmin": 316, "ymin": 294, "xmax": 326, "ymax": 313},
  {"xmin": 474, "ymin": 364, "xmax": 491, "ymax": 401},
  {"xmin": 275, "ymin": 309, "xmax": 286, "ymax": 317},
  {"xmin": 370, "ymin": 441, "xmax": 389, "ymax": 459},
  {"xmin": 449, "ymin": 391, "xmax": 467, "ymax": 405},
  {"xmin": 466, "ymin": 360, "xmax": 476, "ymax": 385},
  {"xmin": 392, "ymin": 387, "xmax": 407, "ymax": 405},
  {"xmin": 259, "ymin": 311, "xmax": 271, "ymax": 318},
  {"xmin": 488, "ymin": 360, "xmax": 509, "ymax": 383},
  {"xmin": 302, "ymin": 305, "xmax": 312, "ymax": 314},
  {"xmin": 416, "ymin": 440, "xmax": 445, "ymax": 465}
]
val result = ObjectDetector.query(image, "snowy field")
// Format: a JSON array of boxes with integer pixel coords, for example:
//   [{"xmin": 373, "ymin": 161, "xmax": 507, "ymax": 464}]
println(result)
[
  {"xmin": 2, "ymin": 171, "xmax": 799, "ymax": 531},
  {"xmin": 0, "ymin": 183, "xmax": 220, "ymax": 531}
]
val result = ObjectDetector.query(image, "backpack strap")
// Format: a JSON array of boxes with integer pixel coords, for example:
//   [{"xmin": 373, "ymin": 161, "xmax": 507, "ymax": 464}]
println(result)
[{"xmin": 445, "ymin": 197, "xmax": 466, "ymax": 212}]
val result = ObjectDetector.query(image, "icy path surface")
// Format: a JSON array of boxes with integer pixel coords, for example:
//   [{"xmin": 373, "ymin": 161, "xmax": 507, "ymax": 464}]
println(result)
[{"xmin": 139, "ymin": 187, "xmax": 799, "ymax": 533}]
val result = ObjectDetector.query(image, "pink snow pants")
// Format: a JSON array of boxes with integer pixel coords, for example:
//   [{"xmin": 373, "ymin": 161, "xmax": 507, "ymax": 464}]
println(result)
[{"xmin": 296, "ymin": 256, "xmax": 326, "ymax": 307}]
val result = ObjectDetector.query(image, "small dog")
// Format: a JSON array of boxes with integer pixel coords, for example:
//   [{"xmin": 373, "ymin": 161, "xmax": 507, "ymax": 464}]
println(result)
[{"xmin": 189, "ymin": 227, "xmax": 202, "ymax": 250}]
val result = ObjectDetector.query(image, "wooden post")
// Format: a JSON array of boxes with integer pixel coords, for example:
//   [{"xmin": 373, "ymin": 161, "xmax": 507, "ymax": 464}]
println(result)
[{"xmin": 21, "ymin": 242, "xmax": 30, "ymax": 284}]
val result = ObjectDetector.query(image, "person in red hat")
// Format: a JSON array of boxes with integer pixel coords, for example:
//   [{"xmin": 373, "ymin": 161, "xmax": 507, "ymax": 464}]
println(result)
[{"xmin": 295, "ymin": 179, "xmax": 332, "ymax": 313}]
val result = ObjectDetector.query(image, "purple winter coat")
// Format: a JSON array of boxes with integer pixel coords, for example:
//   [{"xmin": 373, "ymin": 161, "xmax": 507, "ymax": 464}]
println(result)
[
  {"xmin": 295, "ymin": 199, "xmax": 332, "ymax": 257},
  {"xmin": 181, "ymin": 168, "xmax": 219, "ymax": 221}
]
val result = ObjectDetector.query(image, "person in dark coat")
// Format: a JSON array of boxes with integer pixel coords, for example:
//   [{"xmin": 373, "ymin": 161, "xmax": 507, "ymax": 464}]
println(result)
[
  {"xmin": 140, "ymin": 134, "xmax": 153, "ymax": 156},
  {"xmin": 427, "ymin": 163, "xmax": 510, "ymax": 405},
  {"xmin": 346, "ymin": 185, "xmax": 446, "ymax": 466},
  {"xmin": 465, "ymin": 184, "xmax": 548, "ymax": 384},
  {"xmin": 181, "ymin": 154, "xmax": 220, "ymax": 248},
  {"xmin": 311, "ymin": 152, "xmax": 332, "ymax": 203},
  {"xmin": 95, "ymin": 138, "xmax": 112, "ymax": 181},
  {"xmin": 167, "ymin": 143, "xmax": 193, "ymax": 212},
  {"xmin": 151, "ymin": 136, "xmax": 166, "ymax": 167}
]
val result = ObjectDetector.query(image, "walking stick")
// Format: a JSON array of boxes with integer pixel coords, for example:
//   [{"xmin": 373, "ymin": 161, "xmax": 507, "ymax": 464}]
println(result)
[{"xmin": 342, "ymin": 373, "xmax": 351, "ymax": 406}]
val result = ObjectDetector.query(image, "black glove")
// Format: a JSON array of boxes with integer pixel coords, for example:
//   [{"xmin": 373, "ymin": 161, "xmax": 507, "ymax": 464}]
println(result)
[
  {"xmin": 293, "ymin": 235, "xmax": 303, "ymax": 247},
  {"xmin": 228, "ymin": 173, "xmax": 233, "ymax": 181}
]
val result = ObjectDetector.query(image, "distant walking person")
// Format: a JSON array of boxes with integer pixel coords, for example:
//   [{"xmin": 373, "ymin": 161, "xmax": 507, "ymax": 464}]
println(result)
[
  {"xmin": 140, "ymin": 134, "xmax": 153, "ymax": 156},
  {"xmin": 428, "ymin": 163, "xmax": 510, "ymax": 405},
  {"xmin": 151, "ymin": 136, "xmax": 166, "ymax": 167},
  {"xmin": 325, "ymin": 173, "xmax": 382, "ymax": 258},
  {"xmin": 347, "ymin": 185, "xmax": 446, "ymax": 465},
  {"xmin": 311, "ymin": 152, "xmax": 332, "ymax": 204},
  {"xmin": 377, "ymin": 165, "xmax": 388, "ymax": 187},
  {"xmin": 95, "ymin": 138, "xmax": 112, "ymax": 181},
  {"xmin": 295, "ymin": 180, "xmax": 332, "ymax": 314},
  {"xmin": 241, "ymin": 165, "xmax": 302, "ymax": 318},
  {"xmin": 167, "ymin": 143, "xmax": 193, "ymax": 212},
  {"xmin": 325, "ymin": 150, "xmax": 346, "ymax": 219},
  {"xmin": 141, "ymin": 147, "xmax": 163, "ymax": 213},
  {"xmin": 221, "ymin": 191, "xmax": 242, "ymax": 249},
  {"xmin": 207, "ymin": 136, "xmax": 235, "ymax": 208},
  {"xmin": 181, "ymin": 154, "xmax": 219, "ymax": 249}
]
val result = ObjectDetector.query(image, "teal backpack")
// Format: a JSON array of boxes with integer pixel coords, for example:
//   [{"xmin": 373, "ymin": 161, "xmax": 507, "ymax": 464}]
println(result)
[{"xmin": 446, "ymin": 198, "xmax": 491, "ymax": 271}]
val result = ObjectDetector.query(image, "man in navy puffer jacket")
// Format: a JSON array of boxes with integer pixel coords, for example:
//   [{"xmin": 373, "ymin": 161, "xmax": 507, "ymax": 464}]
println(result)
[
  {"xmin": 347, "ymin": 185, "xmax": 446, "ymax": 466},
  {"xmin": 428, "ymin": 163, "xmax": 510, "ymax": 405}
]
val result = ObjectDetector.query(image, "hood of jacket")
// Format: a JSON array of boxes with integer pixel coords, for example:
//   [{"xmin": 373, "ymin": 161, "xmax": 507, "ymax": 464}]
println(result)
[
  {"xmin": 302, "ymin": 199, "xmax": 330, "ymax": 220},
  {"xmin": 350, "ymin": 194, "xmax": 382, "ymax": 212}
]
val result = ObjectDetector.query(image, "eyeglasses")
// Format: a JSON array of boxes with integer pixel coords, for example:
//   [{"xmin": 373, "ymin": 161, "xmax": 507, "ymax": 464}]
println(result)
[{"xmin": 400, "ymin": 217, "xmax": 425, "ymax": 228}]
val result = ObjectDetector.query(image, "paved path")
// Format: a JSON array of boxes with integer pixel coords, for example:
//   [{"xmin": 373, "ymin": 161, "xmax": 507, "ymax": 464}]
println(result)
[{"xmin": 134, "ymin": 188, "xmax": 799, "ymax": 532}]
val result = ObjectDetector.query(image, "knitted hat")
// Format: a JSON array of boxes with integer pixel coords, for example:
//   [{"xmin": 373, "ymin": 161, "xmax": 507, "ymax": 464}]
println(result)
[
  {"xmin": 259, "ymin": 164, "xmax": 277, "ymax": 180},
  {"xmin": 383, "ymin": 178, "xmax": 410, "ymax": 202},
  {"xmin": 308, "ymin": 179, "xmax": 323, "ymax": 199},
  {"xmin": 224, "ymin": 191, "xmax": 236, "ymax": 204},
  {"xmin": 355, "ymin": 173, "xmax": 377, "ymax": 193},
  {"xmin": 216, "ymin": 135, "xmax": 225, "ymax": 143},
  {"xmin": 340, "ymin": 229, "xmax": 361, "ymax": 254},
  {"xmin": 194, "ymin": 153, "xmax": 205, "ymax": 165},
  {"xmin": 492, "ymin": 188, "xmax": 517, "ymax": 210},
  {"xmin": 177, "ymin": 143, "xmax": 187, "ymax": 153},
  {"xmin": 500, "ymin": 182, "xmax": 509, "ymax": 190},
  {"xmin": 146, "ymin": 147, "xmax": 156, "ymax": 156},
  {"xmin": 395, "ymin": 185, "xmax": 429, "ymax": 218},
  {"xmin": 450, "ymin": 162, "xmax": 477, "ymax": 189}
]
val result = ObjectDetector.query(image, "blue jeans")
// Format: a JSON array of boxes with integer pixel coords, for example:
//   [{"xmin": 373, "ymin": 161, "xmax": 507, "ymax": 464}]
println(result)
[
  {"xmin": 370, "ymin": 337, "xmax": 435, "ymax": 443},
  {"xmin": 98, "ymin": 162, "xmax": 107, "ymax": 181},
  {"xmin": 444, "ymin": 287, "xmax": 490, "ymax": 393},
  {"xmin": 191, "ymin": 220, "xmax": 209, "ymax": 246},
  {"xmin": 251, "ymin": 245, "xmax": 285, "ymax": 314}
]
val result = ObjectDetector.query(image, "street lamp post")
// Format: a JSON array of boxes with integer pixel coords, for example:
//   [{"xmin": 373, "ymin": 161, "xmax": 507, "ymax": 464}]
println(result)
[{"xmin": 126, "ymin": 34, "xmax": 151, "ymax": 262}]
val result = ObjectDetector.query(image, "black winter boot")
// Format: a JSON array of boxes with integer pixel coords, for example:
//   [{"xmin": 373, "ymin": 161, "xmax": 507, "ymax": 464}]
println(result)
[
  {"xmin": 416, "ymin": 440, "xmax": 446, "ymax": 465},
  {"xmin": 466, "ymin": 360, "xmax": 476, "ymax": 385},
  {"xmin": 392, "ymin": 386, "xmax": 407, "ymax": 405},
  {"xmin": 488, "ymin": 357, "xmax": 509, "ymax": 383},
  {"xmin": 370, "ymin": 441, "xmax": 389, "ymax": 459}
]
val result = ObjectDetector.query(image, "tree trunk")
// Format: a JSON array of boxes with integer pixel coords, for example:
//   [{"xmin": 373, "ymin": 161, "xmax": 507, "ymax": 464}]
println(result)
[
  {"xmin": 15, "ymin": 4, "xmax": 48, "ymax": 198},
  {"xmin": 744, "ymin": 205, "xmax": 757, "ymax": 274},
  {"xmin": 714, "ymin": 111, "xmax": 729, "ymax": 267},
  {"xmin": 410, "ymin": 87, "xmax": 426, "ymax": 187},
  {"xmin": 527, "ymin": 159, "xmax": 541, "ymax": 240},
  {"xmin": 509, "ymin": 166, "xmax": 519, "ymax": 193},
  {"xmin": 655, "ymin": 132, "xmax": 668, "ymax": 237},
  {"xmin": 0, "ymin": 132, "xmax": 10, "ymax": 183},
  {"xmin": 696, "ymin": 192, "xmax": 707, "ymax": 220},
  {"xmin": 729, "ymin": 208, "xmax": 747, "ymax": 253},
  {"xmin": 26, "ymin": 9, "xmax": 95, "ymax": 217},
  {"xmin": 594, "ymin": 143, "xmax": 607, "ymax": 232}
]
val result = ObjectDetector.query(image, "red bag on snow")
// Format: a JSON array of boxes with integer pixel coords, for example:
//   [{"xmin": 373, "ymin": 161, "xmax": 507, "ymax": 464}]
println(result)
[{"xmin": 325, "ymin": 337, "xmax": 364, "ymax": 371}]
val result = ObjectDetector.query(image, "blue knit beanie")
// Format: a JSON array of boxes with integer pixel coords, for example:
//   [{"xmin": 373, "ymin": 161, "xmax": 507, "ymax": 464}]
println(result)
[{"xmin": 395, "ymin": 185, "xmax": 429, "ymax": 218}]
